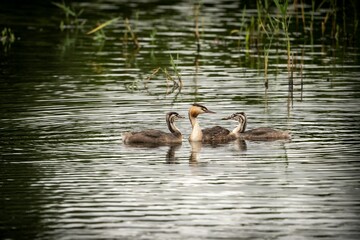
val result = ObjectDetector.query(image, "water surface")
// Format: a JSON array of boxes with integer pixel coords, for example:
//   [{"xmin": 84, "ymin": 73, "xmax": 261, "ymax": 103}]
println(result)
[{"xmin": 1, "ymin": 1, "xmax": 360, "ymax": 239}]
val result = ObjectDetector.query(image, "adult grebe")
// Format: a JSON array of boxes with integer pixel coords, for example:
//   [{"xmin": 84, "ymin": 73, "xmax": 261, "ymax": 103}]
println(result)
[
  {"xmin": 188, "ymin": 103, "xmax": 215, "ymax": 142},
  {"xmin": 222, "ymin": 112, "xmax": 291, "ymax": 140},
  {"xmin": 188, "ymin": 103, "xmax": 236, "ymax": 142},
  {"xmin": 123, "ymin": 112, "xmax": 184, "ymax": 144}
]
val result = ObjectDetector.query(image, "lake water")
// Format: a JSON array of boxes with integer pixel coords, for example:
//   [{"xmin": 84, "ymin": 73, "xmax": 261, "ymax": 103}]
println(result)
[{"xmin": 1, "ymin": 1, "xmax": 360, "ymax": 239}]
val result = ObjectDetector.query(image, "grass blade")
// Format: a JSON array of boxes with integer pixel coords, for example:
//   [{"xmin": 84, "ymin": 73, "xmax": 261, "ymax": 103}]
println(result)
[{"xmin": 87, "ymin": 17, "xmax": 120, "ymax": 35}]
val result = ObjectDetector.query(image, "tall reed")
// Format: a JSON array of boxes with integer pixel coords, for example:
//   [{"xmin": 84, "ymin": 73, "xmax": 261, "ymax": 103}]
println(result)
[
  {"xmin": 273, "ymin": 0, "xmax": 291, "ymax": 73},
  {"xmin": 124, "ymin": 18, "xmax": 140, "ymax": 49},
  {"xmin": 194, "ymin": 2, "xmax": 202, "ymax": 52}
]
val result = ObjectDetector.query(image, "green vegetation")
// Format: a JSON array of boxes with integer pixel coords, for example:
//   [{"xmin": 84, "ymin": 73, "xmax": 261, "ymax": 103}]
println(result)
[
  {"xmin": 227, "ymin": 0, "xmax": 358, "ymax": 87},
  {"xmin": 86, "ymin": 17, "xmax": 120, "ymax": 41},
  {"xmin": 85, "ymin": 16, "xmax": 140, "ymax": 49},
  {"xmin": 230, "ymin": 6, "xmax": 248, "ymax": 51},
  {"xmin": 193, "ymin": 1, "xmax": 202, "ymax": 52},
  {"xmin": 52, "ymin": 1, "xmax": 86, "ymax": 31},
  {"xmin": 169, "ymin": 54, "xmax": 182, "ymax": 87},
  {"xmin": 49, "ymin": 0, "xmax": 359, "ymax": 93},
  {"xmin": 1, "ymin": 27, "xmax": 15, "ymax": 53},
  {"xmin": 51, "ymin": 0, "xmax": 358, "ymax": 53},
  {"xmin": 145, "ymin": 54, "xmax": 183, "ymax": 93},
  {"xmin": 273, "ymin": 0, "xmax": 291, "ymax": 70},
  {"xmin": 124, "ymin": 18, "xmax": 140, "ymax": 50}
]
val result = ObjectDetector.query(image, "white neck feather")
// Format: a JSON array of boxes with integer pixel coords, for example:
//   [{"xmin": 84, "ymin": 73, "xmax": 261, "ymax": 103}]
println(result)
[
  {"xmin": 232, "ymin": 118, "xmax": 246, "ymax": 134},
  {"xmin": 189, "ymin": 115, "xmax": 203, "ymax": 141},
  {"xmin": 232, "ymin": 124, "xmax": 241, "ymax": 134}
]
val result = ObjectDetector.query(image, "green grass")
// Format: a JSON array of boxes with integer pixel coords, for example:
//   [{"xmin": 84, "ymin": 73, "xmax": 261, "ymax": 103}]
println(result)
[{"xmin": 52, "ymin": 1, "xmax": 86, "ymax": 31}]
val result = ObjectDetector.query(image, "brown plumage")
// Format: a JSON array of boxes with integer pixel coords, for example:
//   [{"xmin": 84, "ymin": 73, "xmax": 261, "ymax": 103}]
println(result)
[
  {"xmin": 222, "ymin": 112, "xmax": 291, "ymax": 141},
  {"xmin": 123, "ymin": 112, "xmax": 184, "ymax": 145},
  {"xmin": 202, "ymin": 126, "xmax": 236, "ymax": 143}
]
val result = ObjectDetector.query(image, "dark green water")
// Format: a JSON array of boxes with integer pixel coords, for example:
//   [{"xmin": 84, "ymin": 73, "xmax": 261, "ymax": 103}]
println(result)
[{"xmin": 1, "ymin": 1, "xmax": 360, "ymax": 239}]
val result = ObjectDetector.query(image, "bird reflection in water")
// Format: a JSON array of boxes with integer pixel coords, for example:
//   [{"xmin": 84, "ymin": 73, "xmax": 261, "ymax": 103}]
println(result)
[
  {"xmin": 123, "ymin": 142, "xmax": 182, "ymax": 164},
  {"xmin": 189, "ymin": 139, "xmax": 247, "ymax": 165},
  {"xmin": 189, "ymin": 141, "xmax": 203, "ymax": 165},
  {"xmin": 234, "ymin": 139, "xmax": 247, "ymax": 151},
  {"xmin": 165, "ymin": 144, "xmax": 182, "ymax": 164}
]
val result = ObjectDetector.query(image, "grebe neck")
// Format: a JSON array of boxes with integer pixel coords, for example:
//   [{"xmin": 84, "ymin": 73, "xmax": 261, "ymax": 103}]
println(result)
[
  {"xmin": 166, "ymin": 114, "xmax": 182, "ymax": 137},
  {"xmin": 189, "ymin": 112, "xmax": 203, "ymax": 141},
  {"xmin": 232, "ymin": 121, "xmax": 246, "ymax": 134},
  {"xmin": 232, "ymin": 113, "xmax": 247, "ymax": 134}
]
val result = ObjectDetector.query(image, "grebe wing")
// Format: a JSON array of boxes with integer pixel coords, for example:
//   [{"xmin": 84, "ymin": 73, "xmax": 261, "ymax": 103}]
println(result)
[
  {"xmin": 202, "ymin": 126, "xmax": 231, "ymax": 142},
  {"xmin": 242, "ymin": 127, "xmax": 290, "ymax": 140},
  {"xmin": 139, "ymin": 129, "xmax": 167, "ymax": 138},
  {"xmin": 244, "ymin": 127, "xmax": 278, "ymax": 135},
  {"xmin": 123, "ymin": 129, "xmax": 169, "ymax": 144},
  {"xmin": 203, "ymin": 126, "xmax": 230, "ymax": 135}
]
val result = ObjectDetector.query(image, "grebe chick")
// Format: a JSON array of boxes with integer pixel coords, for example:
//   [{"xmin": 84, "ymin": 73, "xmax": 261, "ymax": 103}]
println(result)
[
  {"xmin": 123, "ymin": 112, "xmax": 184, "ymax": 144},
  {"xmin": 222, "ymin": 112, "xmax": 291, "ymax": 140}
]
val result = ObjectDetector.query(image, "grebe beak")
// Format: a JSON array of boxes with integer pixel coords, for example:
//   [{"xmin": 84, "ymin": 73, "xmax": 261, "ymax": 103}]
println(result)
[
  {"xmin": 205, "ymin": 109, "xmax": 216, "ymax": 114},
  {"xmin": 221, "ymin": 116, "xmax": 231, "ymax": 120}
]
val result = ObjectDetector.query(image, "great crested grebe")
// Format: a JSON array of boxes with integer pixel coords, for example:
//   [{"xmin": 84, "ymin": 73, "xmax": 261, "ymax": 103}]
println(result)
[
  {"xmin": 222, "ymin": 112, "xmax": 291, "ymax": 140},
  {"xmin": 188, "ymin": 103, "xmax": 215, "ymax": 142},
  {"xmin": 122, "ymin": 112, "xmax": 184, "ymax": 144},
  {"xmin": 188, "ymin": 103, "xmax": 236, "ymax": 142}
]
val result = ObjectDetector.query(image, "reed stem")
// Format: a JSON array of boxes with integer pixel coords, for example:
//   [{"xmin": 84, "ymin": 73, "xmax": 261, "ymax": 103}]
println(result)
[
  {"xmin": 124, "ymin": 18, "xmax": 140, "ymax": 49},
  {"xmin": 194, "ymin": 2, "xmax": 202, "ymax": 52}
]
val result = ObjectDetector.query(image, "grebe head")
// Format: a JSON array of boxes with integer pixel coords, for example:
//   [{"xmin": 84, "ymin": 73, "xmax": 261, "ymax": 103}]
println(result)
[
  {"xmin": 222, "ymin": 112, "xmax": 247, "ymax": 133},
  {"xmin": 166, "ymin": 112, "xmax": 185, "ymax": 122},
  {"xmin": 189, "ymin": 103, "xmax": 215, "ymax": 117},
  {"xmin": 166, "ymin": 112, "xmax": 184, "ymax": 136},
  {"xmin": 222, "ymin": 112, "xmax": 246, "ymax": 122}
]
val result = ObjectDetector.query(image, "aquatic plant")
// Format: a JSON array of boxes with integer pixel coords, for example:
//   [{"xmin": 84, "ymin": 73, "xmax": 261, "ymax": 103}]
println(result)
[
  {"xmin": 193, "ymin": 1, "xmax": 202, "ymax": 52},
  {"xmin": 87, "ymin": 17, "xmax": 120, "ymax": 35},
  {"xmin": 230, "ymin": 6, "xmax": 248, "ymax": 50},
  {"xmin": 145, "ymin": 67, "xmax": 178, "ymax": 94},
  {"xmin": 273, "ymin": 0, "xmax": 291, "ymax": 71},
  {"xmin": 352, "ymin": 2, "xmax": 359, "ymax": 41},
  {"xmin": 310, "ymin": 0, "xmax": 315, "ymax": 45},
  {"xmin": 145, "ymin": 54, "xmax": 183, "ymax": 93},
  {"xmin": 124, "ymin": 18, "xmax": 140, "ymax": 50},
  {"xmin": 86, "ymin": 17, "xmax": 140, "ymax": 49},
  {"xmin": 1, "ymin": 27, "xmax": 15, "ymax": 53},
  {"xmin": 259, "ymin": 11, "xmax": 280, "ymax": 88},
  {"xmin": 52, "ymin": 1, "xmax": 86, "ymax": 31},
  {"xmin": 87, "ymin": 17, "xmax": 120, "ymax": 41},
  {"xmin": 228, "ymin": 0, "xmax": 358, "ymax": 85},
  {"xmin": 150, "ymin": 28, "xmax": 157, "ymax": 45},
  {"xmin": 169, "ymin": 53, "xmax": 182, "ymax": 87}
]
